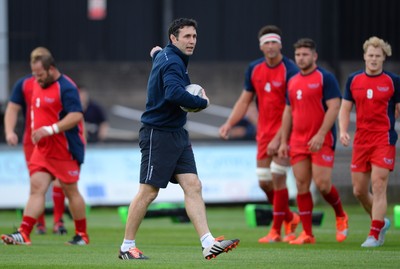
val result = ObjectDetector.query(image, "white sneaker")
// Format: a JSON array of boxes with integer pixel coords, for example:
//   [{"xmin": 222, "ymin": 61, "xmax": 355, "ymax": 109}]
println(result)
[
  {"xmin": 378, "ymin": 218, "xmax": 390, "ymax": 245},
  {"xmin": 361, "ymin": 236, "xmax": 381, "ymax": 247},
  {"xmin": 202, "ymin": 236, "xmax": 239, "ymax": 260}
]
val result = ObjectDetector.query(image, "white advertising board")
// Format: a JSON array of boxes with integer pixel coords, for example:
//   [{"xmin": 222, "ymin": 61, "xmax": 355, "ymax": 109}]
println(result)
[{"xmin": 0, "ymin": 143, "xmax": 297, "ymax": 208}]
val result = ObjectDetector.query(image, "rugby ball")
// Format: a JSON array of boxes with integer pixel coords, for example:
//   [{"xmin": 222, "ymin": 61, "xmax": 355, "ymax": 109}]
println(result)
[{"xmin": 180, "ymin": 84, "xmax": 205, "ymax": 112}]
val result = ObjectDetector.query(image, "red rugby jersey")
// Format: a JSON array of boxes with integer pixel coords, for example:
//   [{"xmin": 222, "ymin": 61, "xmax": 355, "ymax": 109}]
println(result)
[
  {"xmin": 245, "ymin": 56, "xmax": 298, "ymax": 141},
  {"xmin": 287, "ymin": 67, "xmax": 341, "ymax": 149},
  {"xmin": 343, "ymin": 70, "xmax": 400, "ymax": 146},
  {"xmin": 31, "ymin": 75, "xmax": 85, "ymax": 164}
]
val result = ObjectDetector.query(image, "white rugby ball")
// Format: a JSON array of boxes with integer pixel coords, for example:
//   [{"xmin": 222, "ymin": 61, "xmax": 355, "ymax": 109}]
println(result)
[{"xmin": 181, "ymin": 84, "xmax": 205, "ymax": 112}]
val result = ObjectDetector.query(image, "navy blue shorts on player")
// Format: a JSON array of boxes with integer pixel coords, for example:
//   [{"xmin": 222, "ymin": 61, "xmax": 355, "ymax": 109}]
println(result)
[{"xmin": 139, "ymin": 125, "xmax": 197, "ymax": 188}]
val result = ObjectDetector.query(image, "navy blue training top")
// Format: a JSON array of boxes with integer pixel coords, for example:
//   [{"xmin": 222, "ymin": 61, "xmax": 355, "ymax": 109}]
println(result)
[{"xmin": 141, "ymin": 44, "xmax": 208, "ymax": 131}]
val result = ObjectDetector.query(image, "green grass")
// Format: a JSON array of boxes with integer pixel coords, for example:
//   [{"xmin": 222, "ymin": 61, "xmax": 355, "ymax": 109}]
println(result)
[{"xmin": 1, "ymin": 204, "xmax": 400, "ymax": 268}]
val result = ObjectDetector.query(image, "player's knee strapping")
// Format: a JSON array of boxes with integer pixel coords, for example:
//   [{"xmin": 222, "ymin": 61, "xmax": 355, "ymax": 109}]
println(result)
[
  {"xmin": 270, "ymin": 161, "xmax": 288, "ymax": 175},
  {"xmin": 256, "ymin": 168, "xmax": 272, "ymax": 181}
]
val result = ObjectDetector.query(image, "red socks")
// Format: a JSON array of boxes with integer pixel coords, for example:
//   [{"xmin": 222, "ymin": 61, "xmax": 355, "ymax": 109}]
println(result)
[
  {"xmin": 369, "ymin": 220, "xmax": 385, "ymax": 240},
  {"xmin": 272, "ymin": 188, "xmax": 290, "ymax": 231},
  {"xmin": 266, "ymin": 190, "xmax": 274, "ymax": 205},
  {"xmin": 74, "ymin": 218, "xmax": 87, "ymax": 235},
  {"xmin": 53, "ymin": 186, "xmax": 66, "ymax": 223},
  {"xmin": 297, "ymin": 192, "xmax": 313, "ymax": 236},
  {"xmin": 20, "ymin": 215, "xmax": 36, "ymax": 236},
  {"xmin": 322, "ymin": 185, "xmax": 345, "ymax": 217},
  {"xmin": 37, "ymin": 212, "xmax": 46, "ymax": 226}
]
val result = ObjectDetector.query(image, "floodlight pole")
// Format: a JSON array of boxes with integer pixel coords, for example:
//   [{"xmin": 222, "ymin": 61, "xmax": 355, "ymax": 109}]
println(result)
[{"xmin": 162, "ymin": 0, "xmax": 173, "ymax": 47}]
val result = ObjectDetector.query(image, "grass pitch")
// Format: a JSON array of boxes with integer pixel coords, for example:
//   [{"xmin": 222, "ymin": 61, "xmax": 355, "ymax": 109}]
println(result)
[{"xmin": 1, "ymin": 204, "xmax": 399, "ymax": 269}]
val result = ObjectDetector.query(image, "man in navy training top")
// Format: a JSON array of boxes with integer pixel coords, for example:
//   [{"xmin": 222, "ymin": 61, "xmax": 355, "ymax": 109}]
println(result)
[{"xmin": 118, "ymin": 18, "xmax": 239, "ymax": 260}]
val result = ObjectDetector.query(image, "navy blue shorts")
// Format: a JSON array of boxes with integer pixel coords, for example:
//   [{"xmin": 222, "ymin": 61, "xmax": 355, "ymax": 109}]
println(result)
[{"xmin": 139, "ymin": 126, "xmax": 197, "ymax": 188}]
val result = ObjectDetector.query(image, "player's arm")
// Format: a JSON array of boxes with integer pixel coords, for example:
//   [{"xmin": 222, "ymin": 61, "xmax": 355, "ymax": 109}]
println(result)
[
  {"xmin": 267, "ymin": 128, "xmax": 282, "ymax": 156},
  {"xmin": 98, "ymin": 121, "xmax": 109, "ymax": 142},
  {"xmin": 394, "ymin": 75, "xmax": 400, "ymax": 119},
  {"xmin": 219, "ymin": 90, "xmax": 254, "ymax": 140},
  {"xmin": 278, "ymin": 105, "xmax": 292, "ymax": 158},
  {"xmin": 338, "ymin": 99, "xmax": 353, "ymax": 147},
  {"xmin": 4, "ymin": 102, "xmax": 22, "ymax": 146},
  {"xmin": 164, "ymin": 64, "xmax": 208, "ymax": 109},
  {"xmin": 308, "ymin": 97, "xmax": 341, "ymax": 152},
  {"xmin": 56, "ymin": 112, "xmax": 84, "ymax": 132},
  {"xmin": 32, "ymin": 112, "xmax": 83, "ymax": 144},
  {"xmin": 396, "ymin": 103, "xmax": 400, "ymax": 119},
  {"xmin": 94, "ymin": 105, "xmax": 109, "ymax": 142}
]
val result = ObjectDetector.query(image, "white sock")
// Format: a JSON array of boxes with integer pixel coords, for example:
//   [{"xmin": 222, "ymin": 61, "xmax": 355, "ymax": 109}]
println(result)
[
  {"xmin": 121, "ymin": 239, "xmax": 135, "ymax": 252},
  {"xmin": 200, "ymin": 232, "xmax": 215, "ymax": 248}
]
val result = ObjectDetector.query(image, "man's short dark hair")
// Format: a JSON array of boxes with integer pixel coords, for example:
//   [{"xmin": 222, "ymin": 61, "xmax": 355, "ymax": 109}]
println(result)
[
  {"xmin": 293, "ymin": 38, "xmax": 317, "ymax": 51},
  {"xmin": 168, "ymin": 18, "xmax": 198, "ymax": 41},
  {"xmin": 258, "ymin": 25, "xmax": 282, "ymax": 39}
]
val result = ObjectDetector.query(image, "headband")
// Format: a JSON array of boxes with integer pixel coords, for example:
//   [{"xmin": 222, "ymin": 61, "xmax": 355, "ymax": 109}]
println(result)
[{"xmin": 259, "ymin": 33, "xmax": 281, "ymax": 46}]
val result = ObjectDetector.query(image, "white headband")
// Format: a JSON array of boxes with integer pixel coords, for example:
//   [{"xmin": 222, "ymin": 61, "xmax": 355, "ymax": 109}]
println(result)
[{"xmin": 259, "ymin": 33, "xmax": 281, "ymax": 46}]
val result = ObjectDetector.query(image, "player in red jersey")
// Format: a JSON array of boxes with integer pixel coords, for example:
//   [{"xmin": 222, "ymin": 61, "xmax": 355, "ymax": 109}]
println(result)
[
  {"xmin": 219, "ymin": 25, "xmax": 300, "ymax": 243},
  {"xmin": 339, "ymin": 36, "xmax": 400, "ymax": 247},
  {"xmin": 4, "ymin": 47, "xmax": 67, "ymax": 235},
  {"xmin": 279, "ymin": 38, "xmax": 348, "ymax": 244},
  {"xmin": 1, "ymin": 54, "xmax": 89, "ymax": 246}
]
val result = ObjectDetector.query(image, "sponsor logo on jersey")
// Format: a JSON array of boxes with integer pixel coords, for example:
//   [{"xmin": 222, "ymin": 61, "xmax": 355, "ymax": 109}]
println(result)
[
  {"xmin": 377, "ymin": 86, "xmax": 389, "ymax": 92},
  {"xmin": 44, "ymin": 96, "xmax": 55, "ymax": 103},
  {"xmin": 308, "ymin": 83, "xmax": 320, "ymax": 89},
  {"xmin": 272, "ymin": 81, "xmax": 283, "ymax": 87},
  {"xmin": 351, "ymin": 164, "xmax": 357, "ymax": 169}
]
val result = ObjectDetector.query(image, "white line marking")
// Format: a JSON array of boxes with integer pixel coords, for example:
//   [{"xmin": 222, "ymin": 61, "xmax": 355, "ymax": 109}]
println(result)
[
  {"xmin": 201, "ymin": 104, "xmax": 232, "ymax": 117},
  {"xmin": 111, "ymin": 105, "xmax": 400, "ymax": 135},
  {"xmin": 111, "ymin": 105, "xmax": 142, "ymax": 121},
  {"xmin": 111, "ymin": 105, "xmax": 220, "ymax": 137}
]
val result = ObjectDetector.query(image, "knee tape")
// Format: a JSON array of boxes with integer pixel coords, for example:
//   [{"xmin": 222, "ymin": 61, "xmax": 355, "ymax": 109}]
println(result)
[
  {"xmin": 256, "ymin": 168, "xmax": 272, "ymax": 181},
  {"xmin": 270, "ymin": 161, "xmax": 288, "ymax": 175}
]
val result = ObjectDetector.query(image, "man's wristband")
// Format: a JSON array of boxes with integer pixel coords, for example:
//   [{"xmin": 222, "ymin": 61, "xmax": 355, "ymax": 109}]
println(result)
[
  {"xmin": 43, "ymin": 123, "xmax": 60, "ymax": 135},
  {"xmin": 52, "ymin": 123, "xmax": 60, "ymax": 134},
  {"xmin": 43, "ymin": 126, "xmax": 54, "ymax": 135}
]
